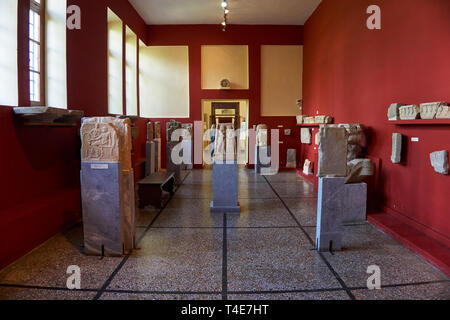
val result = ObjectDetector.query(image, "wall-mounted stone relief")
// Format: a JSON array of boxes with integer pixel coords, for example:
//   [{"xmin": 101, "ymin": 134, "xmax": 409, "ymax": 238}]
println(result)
[
  {"xmin": 391, "ymin": 133, "xmax": 402, "ymax": 164},
  {"xmin": 387, "ymin": 103, "xmax": 406, "ymax": 121},
  {"xmin": 430, "ymin": 150, "xmax": 449, "ymax": 175},
  {"xmin": 399, "ymin": 105, "xmax": 420, "ymax": 120},
  {"xmin": 301, "ymin": 128, "xmax": 312, "ymax": 144}
]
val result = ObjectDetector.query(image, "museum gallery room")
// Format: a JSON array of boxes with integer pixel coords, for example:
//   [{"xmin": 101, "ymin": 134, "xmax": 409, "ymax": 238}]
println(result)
[{"xmin": 0, "ymin": 0, "xmax": 449, "ymax": 301}]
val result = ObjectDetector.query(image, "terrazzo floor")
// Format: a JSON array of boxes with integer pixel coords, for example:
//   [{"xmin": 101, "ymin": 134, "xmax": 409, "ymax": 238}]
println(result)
[{"xmin": 0, "ymin": 169, "xmax": 448, "ymax": 300}]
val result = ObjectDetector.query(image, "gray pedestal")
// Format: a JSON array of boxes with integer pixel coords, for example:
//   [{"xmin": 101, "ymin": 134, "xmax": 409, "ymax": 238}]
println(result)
[
  {"xmin": 81, "ymin": 162, "xmax": 125, "ymax": 256},
  {"xmin": 154, "ymin": 138, "xmax": 161, "ymax": 172},
  {"xmin": 255, "ymin": 146, "xmax": 271, "ymax": 174},
  {"xmin": 316, "ymin": 177, "xmax": 368, "ymax": 252},
  {"xmin": 167, "ymin": 142, "xmax": 182, "ymax": 184},
  {"xmin": 211, "ymin": 161, "xmax": 240, "ymax": 213},
  {"xmin": 145, "ymin": 141, "xmax": 156, "ymax": 176}
]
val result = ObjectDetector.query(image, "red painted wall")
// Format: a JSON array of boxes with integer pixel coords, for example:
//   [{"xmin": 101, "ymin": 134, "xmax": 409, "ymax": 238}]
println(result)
[
  {"xmin": 302, "ymin": 0, "xmax": 450, "ymax": 246},
  {"xmin": 0, "ymin": 0, "xmax": 147, "ymax": 270},
  {"xmin": 145, "ymin": 25, "xmax": 304, "ymax": 168}
]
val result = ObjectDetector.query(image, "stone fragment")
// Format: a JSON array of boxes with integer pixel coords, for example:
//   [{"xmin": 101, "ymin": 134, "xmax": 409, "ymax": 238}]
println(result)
[
  {"xmin": 303, "ymin": 159, "xmax": 312, "ymax": 175},
  {"xmin": 318, "ymin": 126, "xmax": 348, "ymax": 177},
  {"xmin": 304, "ymin": 117, "xmax": 315, "ymax": 124},
  {"xmin": 296, "ymin": 115, "xmax": 304, "ymax": 124},
  {"xmin": 399, "ymin": 105, "xmax": 420, "ymax": 120},
  {"xmin": 166, "ymin": 120, "xmax": 182, "ymax": 142},
  {"xmin": 286, "ymin": 149, "xmax": 297, "ymax": 168},
  {"xmin": 315, "ymin": 132, "xmax": 320, "ymax": 146},
  {"xmin": 147, "ymin": 121, "xmax": 154, "ymax": 141},
  {"xmin": 256, "ymin": 124, "xmax": 268, "ymax": 147},
  {"xmin": 154, "ymin": 122, "xmax": 161, "ymax": 139},
  {"xmin": 301, "ymin": 128, "xmax": 312, "ymax": 144},
  {"xmin": 430, "ymin": 150, "xmax": 449, "ymax": 175},
  {"xmin": 420, "ymin": 102, "xmax": 447, "ymax": 120},
  {"xmin": 315, "ymin": 115, "xmax": 333, "ymax": 124},
  {"xmin": 391, "ymin": 133, "xmax": 402, "ymax": 164},
  {"xmin": 387, "ymin": 103, "xmax": 405, "ymax": 121},
  {"xmin": 436, "ymin": 105, "xmax": 450, "ymax": 119},
  {"xmin": 345, "ymin": 159, "xmax": 374, "ymax": 184}
]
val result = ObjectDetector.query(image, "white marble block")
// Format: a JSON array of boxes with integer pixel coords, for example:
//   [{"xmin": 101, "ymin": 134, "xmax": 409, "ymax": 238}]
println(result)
[
  {"xmin": 430, "ymin": 150, "xmax": 449, "ymax": 175},
  {"xmin": 420, "ymin": 102, "xmax": 447, "ymax": 120},
  {"xmin": 211, "ymin": 162, "xmax": 240, "ymax": 213},
  {"xmin": 387, "ymin": 103, "xmax": 405, "ymax": 121},
  {"xmin": 436, "ymin": 105, "xmax": 450, "ymax": 119},
  {"xmin": 286, "ymin": 149, "xmax": 297, "ymax": 168},
  {"xmin": 391, "ymin": 133, "xmax": 403, "ymax": 164},
  {"xmin": 301, "ymin": 128, "xmax": 312, "ymax": 144},
  {"xmin": 399, "ymin": 105, "xmax": 420, "ymax": 120},
  {"xmin": 318, "ymin": 126, "xmax": 348, "ymax": 177}
]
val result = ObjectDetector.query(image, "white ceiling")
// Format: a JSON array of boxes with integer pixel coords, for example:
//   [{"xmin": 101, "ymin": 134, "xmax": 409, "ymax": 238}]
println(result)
[{"xmin": 129, "ymin": 0, "xmax": 322, "ymax": 25}]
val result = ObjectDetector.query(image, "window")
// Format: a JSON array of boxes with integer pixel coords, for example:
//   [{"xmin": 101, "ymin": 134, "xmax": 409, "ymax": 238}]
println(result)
[
  {"xmin": 107, "ymin": 8, "xmax": 123, "ymax": 115},
  {"xmin": 29, "ymin": 0, "xmax": 45, "ymax": 105},
  {"xmin": 125, "ymin": 26, "xmax": 138, "ymax": 116},
  {"xmin": 45, "ymin": 0, "xmax": 67, "ymax": 108},
  {"xmin": 0, "ymin": 0, "xmax": 19, "ymax": 106}
]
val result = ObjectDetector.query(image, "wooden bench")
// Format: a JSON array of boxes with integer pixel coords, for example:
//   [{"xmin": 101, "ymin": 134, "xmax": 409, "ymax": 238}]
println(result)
[{"xmin": 137, "ymin": 172, "xmax": 175, "ymax": 209}]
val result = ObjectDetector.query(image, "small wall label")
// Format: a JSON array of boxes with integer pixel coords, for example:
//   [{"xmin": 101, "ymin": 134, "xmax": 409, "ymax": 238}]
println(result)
[
  {"xmin": 411, "ymin": 137, "xmax": 420, "ymax": 142},
  {"xmin": 91, "ymin": 164, "xmax": 109, "ymax": 170}
]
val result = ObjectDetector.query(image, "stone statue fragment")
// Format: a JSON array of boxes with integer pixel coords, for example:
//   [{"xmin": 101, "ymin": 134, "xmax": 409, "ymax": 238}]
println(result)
[
  {"xmin": 387, "ymin": 103, "xmax": 406, "ymax": 121},
  {"xmin": 430, "ymin": 150, "xmax": 449, "ymax": 175},
  {"xmin": 391, "ymin": 133, "xmax": 402, "ymax": 164},
  {"xmin": 399, "ymin": 105, "xmax": 420, "ymax": 120}
]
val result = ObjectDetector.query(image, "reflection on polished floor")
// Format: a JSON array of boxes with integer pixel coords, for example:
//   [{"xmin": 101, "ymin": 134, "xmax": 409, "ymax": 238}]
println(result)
[{"xmin": 0, "ymin": 170, "xmax": 448, "ymax": 300}]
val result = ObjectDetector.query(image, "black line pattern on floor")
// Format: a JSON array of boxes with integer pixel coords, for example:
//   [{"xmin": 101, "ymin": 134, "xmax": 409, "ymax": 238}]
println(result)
[
  {"xmin": 263, "ymin": 175, "xmax": 357, "ymax": 300},
  {"xmin": 2, "ymin": 279, "xmax": 449, "ymax": 297},
  {"xmin": 1, "ymin": 171, "xmax": 449, "ymax": 300}
]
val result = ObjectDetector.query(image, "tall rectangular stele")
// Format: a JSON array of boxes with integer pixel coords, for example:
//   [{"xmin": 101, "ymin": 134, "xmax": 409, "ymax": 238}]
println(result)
[{"xmin": 81, "ymin": 117, "xmax": 136, "ymax": 256}]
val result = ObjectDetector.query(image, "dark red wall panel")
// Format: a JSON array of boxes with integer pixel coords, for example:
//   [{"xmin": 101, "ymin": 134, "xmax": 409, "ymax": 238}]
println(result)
[{"xmin": 302, "ymin": 0, "xmax": 450, "ymax": 246}]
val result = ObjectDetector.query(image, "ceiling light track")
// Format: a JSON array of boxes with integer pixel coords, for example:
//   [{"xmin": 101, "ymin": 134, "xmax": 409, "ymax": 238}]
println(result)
[{"xmin": 220, "ymin": 0, "xmax": 229, "ymax": 32}]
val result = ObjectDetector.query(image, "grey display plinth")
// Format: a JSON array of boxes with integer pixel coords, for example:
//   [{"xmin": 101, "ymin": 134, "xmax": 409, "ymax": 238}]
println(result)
[
  {"xmin": 254, "ymin": 146, "xmax": 271, "ymax": 174},
  {"xmin": 211, "ymin": 161, "xmax": 240, "ymax": 213},
  {"xmin": 166, "ymin": 142, "xmax": 182, "ymax": 184},
  {"xmin": 81, "ymin": 162, "xmax": 125, "ymax": 256},
  {"xmin": 154, "ymin": 138, "xmax": 161, "ymax": 172},
  {"xmin": 145, "ymin": 141, "xmax": 156, "ymax": 176},
  {"xmin": 316, "ymin": 177, "xmax": 368, "ymax": 252}
]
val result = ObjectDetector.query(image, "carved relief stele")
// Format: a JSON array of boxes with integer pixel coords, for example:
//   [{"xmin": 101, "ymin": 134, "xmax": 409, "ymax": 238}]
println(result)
[
  {"xmin": 81, "ymin": 123, "xmax": 120, "ymax": 162},
  {"xmin": 83, "ymin": 117, "xmax": 132, "ymax": 169}
]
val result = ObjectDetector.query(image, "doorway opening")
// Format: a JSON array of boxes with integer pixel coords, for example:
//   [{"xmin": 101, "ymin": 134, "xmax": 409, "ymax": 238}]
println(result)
[{"xmin": 201, "ymin": 99, "xmax": 249, "ymax": 168}]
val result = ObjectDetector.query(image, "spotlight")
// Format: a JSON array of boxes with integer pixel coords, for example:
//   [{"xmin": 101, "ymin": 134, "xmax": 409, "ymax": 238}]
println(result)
[
  {"xmin": 224, "ymin": 9, "xmax": 230, "ymax": 14},
  {"xmin": 221, "ymin": 1, "xmax": 227, "ymax": 8}
]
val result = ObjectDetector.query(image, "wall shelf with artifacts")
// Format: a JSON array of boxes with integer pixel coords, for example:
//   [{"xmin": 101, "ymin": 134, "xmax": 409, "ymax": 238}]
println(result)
[
  {"xmin": 13, "ymin": 107, "xmax": 84, "ymax": 127},
  {"xmin": 388, "ymin": 119, "xmax": 450, "ymax": 126}
]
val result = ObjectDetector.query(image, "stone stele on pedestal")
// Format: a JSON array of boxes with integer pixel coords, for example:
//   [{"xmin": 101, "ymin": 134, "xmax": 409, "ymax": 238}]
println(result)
[
  {"xmin": 80, "ymin": 119, "xmax": 136, "ymax": 257},
  {"xmin": 318, "ymin": 126, "xmax": 348, "ymax": 177},
  {"xmin": 211, "ymin": 161, "xmax": 240, "ymax": 213}
]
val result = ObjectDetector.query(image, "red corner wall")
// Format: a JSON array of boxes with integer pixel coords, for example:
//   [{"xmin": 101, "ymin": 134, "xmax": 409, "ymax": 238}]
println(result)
[
  {"xmin": 0, "ymin": 0, "xmax": 147, "ymax": 271},
  {"xmin": 302, "ymin": 0, "xmax": 450, "ymax": 246},
  {"xmin": 145, "ymin": 25, "xmax": 304, "ymax": 168}
]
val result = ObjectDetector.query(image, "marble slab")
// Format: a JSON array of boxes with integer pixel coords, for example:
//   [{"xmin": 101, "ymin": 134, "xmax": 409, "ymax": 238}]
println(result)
[{"xmin": 211, "ymin": 162, "xmax": 240, "ymax": 213}]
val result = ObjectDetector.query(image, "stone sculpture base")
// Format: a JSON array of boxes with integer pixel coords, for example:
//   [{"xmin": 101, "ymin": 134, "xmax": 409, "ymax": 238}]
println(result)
[
  {"xmin": 154, "ymin": 138, "xmax": 161, "ymax": 172},
  {"xmin": 145, "ymin": 141, "xmax": 156, "ymax": 176},
  {"xmin": 81, "ymin": 162, "xmax": 125, "ymax": 257},
  {"xmin": 211, "ymin": 161, "xmax": 240, "ymax": 213},
  {"xmin": 316, "ymin": 177, "xmax": 368, "ymax": 252},
  {"xmin": 166, "ymin": 142, "xmax": 182, "ymax": 184},
  {"xmin": 255, "ymin": 146, "xmax": 271, "ymax": 174}
]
